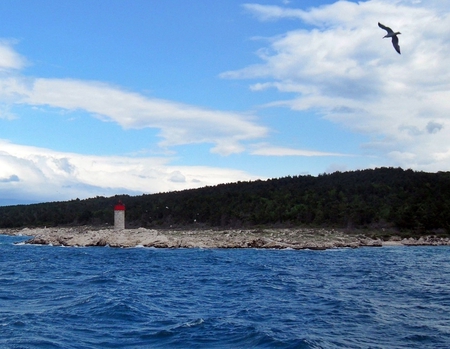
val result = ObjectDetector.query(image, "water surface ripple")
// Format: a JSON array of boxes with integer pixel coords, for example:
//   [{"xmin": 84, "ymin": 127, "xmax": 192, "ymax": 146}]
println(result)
[{"xmin": 1, "ymin": 235, "xmax": 449, "ymax": 348}]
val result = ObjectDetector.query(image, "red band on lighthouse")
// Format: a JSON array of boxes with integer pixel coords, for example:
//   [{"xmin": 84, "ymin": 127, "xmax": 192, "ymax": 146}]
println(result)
[{"xmin": 114, "ymin": 203, "xmax": 125, "ymax": 211}]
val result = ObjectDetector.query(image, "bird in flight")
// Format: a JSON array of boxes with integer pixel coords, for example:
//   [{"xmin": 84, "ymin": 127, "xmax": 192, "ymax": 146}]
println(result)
[{"xmin": 378, "ymin": 22, "xmax": 401, "ymax": 54}]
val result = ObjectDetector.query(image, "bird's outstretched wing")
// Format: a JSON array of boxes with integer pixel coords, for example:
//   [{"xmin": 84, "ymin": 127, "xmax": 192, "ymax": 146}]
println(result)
[
  {"xmin": 378, "ymin": 22, "xmax": 393, "ymax": 34},
  {"xmin": 392, "ymin": 36, "xmax": 401, "ymax": 54}
]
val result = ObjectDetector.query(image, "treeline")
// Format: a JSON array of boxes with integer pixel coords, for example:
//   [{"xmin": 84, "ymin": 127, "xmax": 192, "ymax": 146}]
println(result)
[{"xmin": 1, "ymin": 167, "xmax": 450, "ymax": 233}]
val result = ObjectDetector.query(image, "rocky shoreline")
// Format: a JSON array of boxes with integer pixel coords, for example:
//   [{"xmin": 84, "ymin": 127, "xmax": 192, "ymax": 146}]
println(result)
[{"xmin": 2, "ymin": 227, "xmax": 450, "ymax": 249}]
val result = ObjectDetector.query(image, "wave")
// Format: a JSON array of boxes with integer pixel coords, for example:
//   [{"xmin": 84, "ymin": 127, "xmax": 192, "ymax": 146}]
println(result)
[{"xmin": 1, "ymin": 236, "xmax": 449, "ymax": 348}]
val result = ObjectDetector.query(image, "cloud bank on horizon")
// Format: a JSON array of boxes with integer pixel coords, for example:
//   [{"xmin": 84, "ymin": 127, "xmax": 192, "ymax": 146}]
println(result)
[{"xmin": 1, "ymin": 0, "xmax": 449, "ymax": 205}]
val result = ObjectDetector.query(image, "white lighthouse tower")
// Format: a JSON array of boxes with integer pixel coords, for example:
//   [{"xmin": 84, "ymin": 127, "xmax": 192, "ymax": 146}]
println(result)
[{"xmin": 114, "ymin": 200, "xmax": 126, "ymax": 230}]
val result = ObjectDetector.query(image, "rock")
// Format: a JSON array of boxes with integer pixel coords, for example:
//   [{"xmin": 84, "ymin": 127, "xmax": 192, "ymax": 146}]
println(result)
[{"xmin": 3, "ymin": 227, "xmax": 449, "ymax": 250}]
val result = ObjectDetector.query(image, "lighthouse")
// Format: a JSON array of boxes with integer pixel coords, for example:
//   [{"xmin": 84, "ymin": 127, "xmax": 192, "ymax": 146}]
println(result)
[{"xmin": 114, "ymin": 200, "xmax": 126, "ymax": 230}]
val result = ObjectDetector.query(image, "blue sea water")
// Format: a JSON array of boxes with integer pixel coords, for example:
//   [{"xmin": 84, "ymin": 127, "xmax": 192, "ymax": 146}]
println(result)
[{"xmin": 1, "ymin": 235, "xmax": 449, "ymax": 349}]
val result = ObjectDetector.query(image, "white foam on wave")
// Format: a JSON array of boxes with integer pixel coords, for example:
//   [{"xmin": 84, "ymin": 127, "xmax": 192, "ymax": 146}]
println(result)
[
  {"xmin": 323, "ymin": 247, "xmax": 351, "ymax": 252},
  {"xmin": 184, "ymin": 318, "xmax": 204, "ymax": 327}
]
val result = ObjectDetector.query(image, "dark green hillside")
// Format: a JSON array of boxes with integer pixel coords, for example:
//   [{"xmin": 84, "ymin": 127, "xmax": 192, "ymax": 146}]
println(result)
[{"xmin": 1, "ymin": 167, "xmax": 450, "ymax": 233}]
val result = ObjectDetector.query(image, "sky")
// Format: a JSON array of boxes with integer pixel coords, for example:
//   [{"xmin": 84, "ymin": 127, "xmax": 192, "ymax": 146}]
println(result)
[{"xmin": 1, "ymin": 0, "xmax": 449, "ymax": 205}]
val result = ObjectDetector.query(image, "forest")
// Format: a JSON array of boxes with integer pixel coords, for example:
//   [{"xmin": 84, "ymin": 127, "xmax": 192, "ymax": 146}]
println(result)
[{"xmin": 1, "ymin": 167, "xmax": 450, "ymax": 234}]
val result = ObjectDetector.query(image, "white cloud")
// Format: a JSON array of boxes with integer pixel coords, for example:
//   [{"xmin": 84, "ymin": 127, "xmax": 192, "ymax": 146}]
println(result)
[
  {"xmin": 0, "ymin": 36, "xmax": 349, "ymax": 165},
  {"xmin": 168, "ymin": 171, "xmax": 186, "ymax": 183},
  {"xmin": 243, "ymin": 3, "xmax": 306, "ymax": 21},
  {"xmin": 0, "ymin": 33, "xmax": 348, "ymax": 204},
  {"xmin": 0, "ymin": 38, "xmax": 266, "ymax": 157},
  {"xmin": 0, "ymin": 140, "xmax": 260, "ymax": 203},
  {"xmin": 226, "ymin": 0, "xmax": 450, "ymax": 171},
  {"xmin": 0, "ymin": 174, "xmax": 19, "ymax": 183},
  {"xmin": 0, "ymin": 77, "xmax": 268, "ymax": 156},
  {"xmin": 250, "ymin": 144, "xmax": 349, "ymax": 157},
  {"xmin": 0, "ymin": 41, "xmax": 26, "ymax": 71}
]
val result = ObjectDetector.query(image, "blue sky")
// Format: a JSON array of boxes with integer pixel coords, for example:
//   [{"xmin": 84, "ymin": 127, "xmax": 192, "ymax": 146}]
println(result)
[{"xmin": 1, "ymin": 0, "xmax": 449, "ymax": 205}]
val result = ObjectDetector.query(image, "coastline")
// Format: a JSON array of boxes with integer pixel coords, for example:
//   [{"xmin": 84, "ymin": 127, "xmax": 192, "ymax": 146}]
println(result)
[{"xmin": 2, "ymin": 227, "xmax": 450, "ymax": 249}]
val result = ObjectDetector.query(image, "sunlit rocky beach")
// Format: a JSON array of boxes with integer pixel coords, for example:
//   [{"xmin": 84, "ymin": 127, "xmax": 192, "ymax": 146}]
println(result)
[{"xmin": 3, "ymin": 227, "xmax": 450, "ymax": 249}]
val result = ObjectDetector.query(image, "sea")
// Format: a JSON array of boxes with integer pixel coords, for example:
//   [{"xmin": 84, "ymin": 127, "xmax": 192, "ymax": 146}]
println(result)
[{"xmin": 1, "ymin": 235, "xmax": 449, "ymax": 349}]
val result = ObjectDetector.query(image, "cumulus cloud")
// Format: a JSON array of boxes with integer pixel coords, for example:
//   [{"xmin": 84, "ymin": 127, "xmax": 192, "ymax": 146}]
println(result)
[
  {"xmin": 224, "ymin": 0, "xmax": 450, "ymax": 171},
  {"xmin": 0, "ymin": 140, "xmax": 260, "ymax": 203}
]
